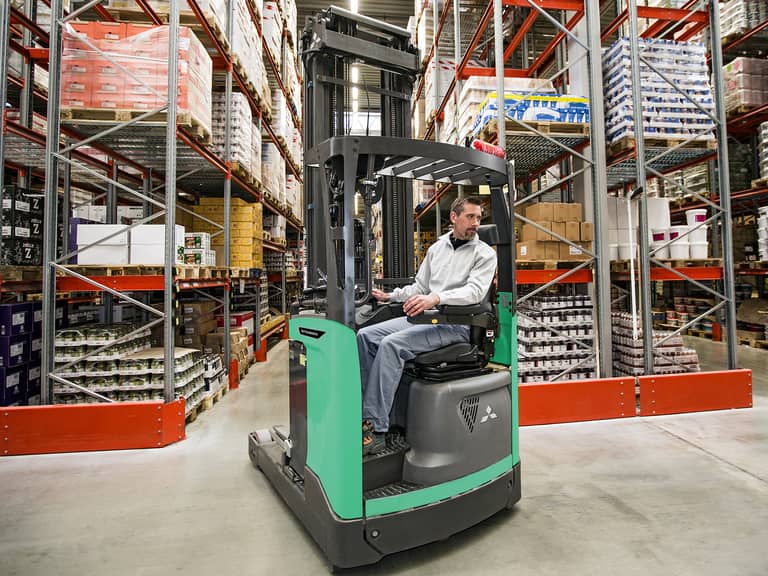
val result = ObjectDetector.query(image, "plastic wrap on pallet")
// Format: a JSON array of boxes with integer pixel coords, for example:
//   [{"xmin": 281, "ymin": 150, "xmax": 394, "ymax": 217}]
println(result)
[
  {"xmin": 602, "ymin": 37, "xmax": 715, "ymax": 145},
  {"xmin": 720, "ymin": 0, "xmax": 768, "ymax": 39},
  {"xmin": 61, "ymin": 23, "xmax": 213, "ymax": 135},
  {"xmin": 470, "ymin": 91, "xmax": 590, "ymax": 137},
  {"xmin": 212, "ymin": 92, "xmax": 252, "ymax": 172}
]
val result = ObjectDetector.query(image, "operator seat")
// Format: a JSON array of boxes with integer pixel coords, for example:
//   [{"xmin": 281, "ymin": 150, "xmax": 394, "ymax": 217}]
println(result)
[{"xmin": 404, "ymin": 224, "xmax": 499, "ymax": 382}]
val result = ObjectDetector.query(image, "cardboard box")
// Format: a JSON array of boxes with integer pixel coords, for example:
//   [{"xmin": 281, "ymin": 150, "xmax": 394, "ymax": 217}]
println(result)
[
  {"xmin": 550, "ymin": 221, "xmax": 566, "ymax": 240},
  {"xmin": 79, "ymin": 245, "xmax": 130, "ymax": 264},
  {"xmin": 521, "ymin": 223, "xmax": 552, "ymax": 242},
  {"xmin": 550, "ymin": 202, "xmax": 583, "ymax": 222},
  {"xmin": 525, "ymin": 202, "xmax": 555, "ymax": 222},
  {"xmin": 215, "ymin": 326, "xmax": 248, "ymax": 339},
  {"xmin": 179, "ymin": 301, "xmax": 218, "ymax": 317},
  {"xmin": 0, "ymin": 334, "xmax": 30, "ymax": 368},
  {"xmin": 0, "ymin": 303, "xmax": 33, "ymax": 336},
  {"xmin": 517, "ymin": 241, "xmax": 559, "ymax": 260},
  {"xmin": 76, "ymin": 224, "xmax": 130, "ymax": 264},
  {"xmin": 177, "ymin": 334, "xmax": 204, "ymax": 350},
  {"xmin": 581, "ymin": 222, "xmax": 594, "ymax": 242},
  {"xmin": 130, "ymin": 243, "xmax": 184, "ymax": 265},
  {"xmin": 76, "ymin": 223, "xmax": 129, "ymax": 244},
  {"xmin": 181, "ymin": 318, "xmax": 218, "ymax": 336},
  {"xmin": 216, "ymin": 311, "xmax": 255, "ymax": 335},
  {"xmin": 0, "ymin": 365, "xmax": 27, "ymax": 406},
  {"xmin": 560, "ymin": 242, "xmax": 593, "ymax": 261},
  {"xmin": 180, "ymin": 311, "xmax": 215, "ymax": 325},
  {"xmin": 204, "ymin": 332, "xmax": 240, "ymax": 354},
  {"xmin": 131, "ymin": 224, "xmax": 185, "ymax": 245},
  {"xmin": 566, "ymin": 221, "xmax": 581, "ymax": 242}
]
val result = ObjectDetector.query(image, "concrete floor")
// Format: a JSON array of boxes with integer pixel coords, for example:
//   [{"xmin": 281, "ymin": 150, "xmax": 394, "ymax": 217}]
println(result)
[{"xmin": 1, "ymin": 338, "xmax": 766, "ymax": 576}]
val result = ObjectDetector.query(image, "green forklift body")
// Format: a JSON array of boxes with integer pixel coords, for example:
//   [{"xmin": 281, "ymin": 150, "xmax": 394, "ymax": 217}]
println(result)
[{"xmin": 290, "ymin": 315, "xmax": 363, "ymax": 520}]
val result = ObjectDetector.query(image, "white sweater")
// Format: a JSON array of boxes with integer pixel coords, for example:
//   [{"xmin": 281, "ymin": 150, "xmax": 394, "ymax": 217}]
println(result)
[{"xmin": 390, "ymin": 232, "xmax": 497, "ymax": 306}]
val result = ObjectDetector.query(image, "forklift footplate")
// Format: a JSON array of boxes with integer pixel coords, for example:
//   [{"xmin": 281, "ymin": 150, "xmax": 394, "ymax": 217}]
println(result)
[{"xmin": 364, "ymin": 481, "xmax": 423, "ymax": 499}]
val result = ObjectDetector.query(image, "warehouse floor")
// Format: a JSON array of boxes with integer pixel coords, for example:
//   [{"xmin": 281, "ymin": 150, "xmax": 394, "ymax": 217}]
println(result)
[{"xmin": 1, "ymin": 338, "xmax": 766, "ymax": 576}]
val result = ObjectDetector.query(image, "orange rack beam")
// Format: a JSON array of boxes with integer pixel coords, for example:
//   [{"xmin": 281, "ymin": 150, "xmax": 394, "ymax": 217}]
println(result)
[
  {"xmin": 638, "ymin": 369, "xmax": 752, "ymax": 417},
  {"xmin": 519, "ymin": 377, "xmax": 635, "ymax": 426},
  {"xmin": 1, "ymin": 399, "xmax": 186, "ymax": 456}
]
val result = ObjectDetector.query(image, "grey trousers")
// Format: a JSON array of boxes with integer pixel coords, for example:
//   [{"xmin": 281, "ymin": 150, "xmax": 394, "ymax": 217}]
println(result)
[{"xmin": 357, "ymin": 316, "xmax": 470, "ymax": 433}]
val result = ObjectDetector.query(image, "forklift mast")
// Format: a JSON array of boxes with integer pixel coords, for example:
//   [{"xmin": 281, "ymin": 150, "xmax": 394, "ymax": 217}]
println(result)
[{"xmin": 300, "ymin": 7, "xmax": 420, "ymax": 304}]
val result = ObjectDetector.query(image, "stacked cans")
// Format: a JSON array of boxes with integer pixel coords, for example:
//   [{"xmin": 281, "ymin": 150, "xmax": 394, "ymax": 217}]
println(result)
[
  {"xmin": 758, "ymin": 207, "xmax": 768, "ymax": 261},
  {"xmin": 759, "ymin": 122, "xmax": 768, "ymax": 181}
]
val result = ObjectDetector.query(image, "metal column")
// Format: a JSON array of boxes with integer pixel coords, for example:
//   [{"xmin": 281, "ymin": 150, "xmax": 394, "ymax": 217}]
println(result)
[
  {"xmin": 710, "ymin": 0, "xmax": 738, "ymax": 368},
  {"xmin": 627, "ymin": 0, "xmax": 654, "ymax": 374},
  {"xmin": 163, "ymin": 0, "xmax": 180, "ymax": 402},
  {"xmin": 0, "ymin": 0, "xmax": 11, "ymax": 233},
  {"xmin": 223, "ymin": 0, "xmax": 234, "ymax": 371},
  {"xmin": 586, "ymin": 0, "xmax": 613, "ymax": 376},
  {"xmin": 42, "ymin": 0, "xmax": 64, "ymax": 405}
]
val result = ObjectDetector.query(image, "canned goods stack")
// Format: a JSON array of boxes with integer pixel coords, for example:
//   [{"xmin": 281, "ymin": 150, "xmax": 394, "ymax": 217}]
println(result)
[
  {"xmin": 757, "ymin": 206, "xmax": 768, "ymax": 260},
  {"xmin": 611, "ymin": 312, "xmax": 700, "ymax": 377},
  {"xmin": 517, "ymin": 295, "xmax": 596, "ymax": 383},
  {"xmin": 53, "ymin": 327, "xmax": 206, "ymax": 412}
]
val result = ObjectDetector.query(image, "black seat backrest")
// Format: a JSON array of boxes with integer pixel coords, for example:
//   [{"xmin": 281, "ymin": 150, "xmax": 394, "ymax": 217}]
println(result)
[{"xmin": 476, "ymin": 224, "xmax": 499, "ymax": 247}]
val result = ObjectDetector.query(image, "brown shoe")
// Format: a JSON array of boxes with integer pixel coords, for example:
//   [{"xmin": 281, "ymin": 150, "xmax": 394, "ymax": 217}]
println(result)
[{"xmin": 363, "ymin": 431, "xmax": 387, "ymax": 456}]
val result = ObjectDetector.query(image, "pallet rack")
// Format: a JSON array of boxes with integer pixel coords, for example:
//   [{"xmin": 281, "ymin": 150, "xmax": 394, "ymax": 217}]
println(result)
[
  {"xmin": 0, "ymin": 0, "xmax": 299, "ymax": 453},
  {"xmin": 413, "ymin": 0, "xmax": 750, "ymax": 422}
]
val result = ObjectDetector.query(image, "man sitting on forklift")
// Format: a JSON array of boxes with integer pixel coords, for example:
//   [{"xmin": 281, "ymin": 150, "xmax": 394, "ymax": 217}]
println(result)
[{"xmin": 358, "ymin": 196, "xmax": 498, "ymax": 455}]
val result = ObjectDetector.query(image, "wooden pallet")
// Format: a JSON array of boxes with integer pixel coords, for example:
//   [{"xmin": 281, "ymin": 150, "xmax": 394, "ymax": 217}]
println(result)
[
  {"xmin": 751, "ymin": 177, "xmax": 768, "ymax": 189},
  {"xmin": 202, "ymin": 386, "xmax": 224, "ymax": 411},
  {"xmin": 61, "ymin": 108, "xmax": 211, "ymax": 144},
  {"xmin": 686, "ymin": 328, "xmax": 713, "ymax": 339},
  {"xmin": 0, "ymin": 266, "xmax": 43, "ymax": 281},
  {"xmin": 610, "ymin": 259, "xmax": 722, "ymax": 273},
  {"xmin": 482, "ymin": 118, "xmax": 590, "ymax": 140},
  {"xmin": 517, "ymin": 260, "xmax": 590, "ymax": 270},
  {"xmin": 608, "ymin": 135, "xmax": 717, "ymax": 157},
  {"xmin": 737, "ymin": 260, "xmax": 768, "ymax": 271},
  {"xmin": 656, "ymin": 258, "xmax": 722, "ymax": 268},
  {"xmin": 230, "ymin": 267, "xmax": 251, "ymax": 278}
]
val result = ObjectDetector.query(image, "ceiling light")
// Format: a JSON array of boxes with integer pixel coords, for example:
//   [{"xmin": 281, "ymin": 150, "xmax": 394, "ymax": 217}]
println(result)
[{"xmin": 350, "ymin": 0, "xmax": 358, "ymax": 14}]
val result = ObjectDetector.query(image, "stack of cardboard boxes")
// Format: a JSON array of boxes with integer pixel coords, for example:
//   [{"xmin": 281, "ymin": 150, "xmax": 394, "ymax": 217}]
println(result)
[
  {"xmin": 517, "ymin": 202, "xmax": 593, "ymax": 261},
  {"xmin": 192, "ymin": 198, "xmax": 263, "ymax": 269},
  {"xmin": 0, "ymin": 303, "xmax": 54, "ymax": 406},
  {"xmin": 176, "ymin": 301, "xmax": 219, "ymax": 351},
  {"xmin": 1, "ymin": 187, "xmax": 44, "ymax": 266},
  {"xmin": 212, "ymin": 311, "xmax": 254, "ymax": 367}
]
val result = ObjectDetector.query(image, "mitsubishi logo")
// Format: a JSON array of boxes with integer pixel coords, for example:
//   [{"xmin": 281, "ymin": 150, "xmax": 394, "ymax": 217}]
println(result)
[{"xmin": 480, "ymin": 405, "xmax": 498, "ymax": 424}]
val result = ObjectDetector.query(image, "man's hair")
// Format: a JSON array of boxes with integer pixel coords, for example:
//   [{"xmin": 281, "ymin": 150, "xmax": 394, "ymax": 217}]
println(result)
[{"xmin": 450, "ymin": 196, "xmax": 484, "ymax": 216}]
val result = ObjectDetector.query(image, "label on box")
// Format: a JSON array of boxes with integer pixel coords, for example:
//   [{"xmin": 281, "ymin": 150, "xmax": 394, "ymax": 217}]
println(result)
[
  {"xmin": 520, "ymin": 246, "xmax": 528, "ymax": 256},
  {"xmin": 10, "ymin": 342, "xmax": 23, "ymax": 356},
  {"xmin": 15, "ymin": 200, "xmax": 30, "ymax": 213},
  {"xmin": 29, "ymin": 366, "xmax": 41, "ymax": 380},
  {"xmin": 31, "ymin": 337, "xmax": 42, "ymax": 352},
  {"xmin": 35, "ymin": 309, "xmax": 43, "ymax": 323},
  {"xmin": 569, "ymin": 245, "xmax": 583, "ymax": 255},
  {"xmin": 6, "ymin": 372, "xmax": 20, "ymax": 388},
  {"xmin": 12, "ymin": 312, "xmax": 25, "ymax": 327}
]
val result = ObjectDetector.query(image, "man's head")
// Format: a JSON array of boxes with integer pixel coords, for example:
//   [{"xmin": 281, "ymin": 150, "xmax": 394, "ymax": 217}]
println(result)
[{"xmin": 450, "ymin": 196, "xmax": 484, "ymax": 240}]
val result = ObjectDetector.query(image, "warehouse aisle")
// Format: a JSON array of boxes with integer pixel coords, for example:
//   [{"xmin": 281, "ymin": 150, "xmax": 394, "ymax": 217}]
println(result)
[{"xmin": 1, "ymin": 339, "xmax": 766, "ymax": 576}]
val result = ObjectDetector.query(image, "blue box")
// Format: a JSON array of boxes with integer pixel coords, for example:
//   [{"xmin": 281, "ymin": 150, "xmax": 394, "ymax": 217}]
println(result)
[
  {"xmin": 32, "ymin": 302, "xmax": 67, "ymax": 334},
  {"xmin": 0, "ymin": 303, "xmax": 32, "ymax": 336},
  {"xmin": 27, "ymin": 362, "xmax": 41, "ymax": 401},
  {"xmin": 0, "ymin": 334, "xmax": 30, "ymax": 368},
  {"xmin": 29, "ymin": 333, "xmax": 42, "ymax": 363},
  {"xmin": 0, "ymin": 365, "xmax": 27, "ymax": 406}
]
